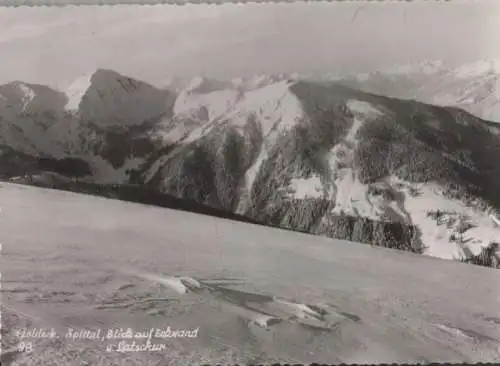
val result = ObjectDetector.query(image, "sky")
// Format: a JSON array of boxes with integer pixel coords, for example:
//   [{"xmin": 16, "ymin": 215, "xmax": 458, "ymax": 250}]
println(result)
[{"xmin": 0, "ymin": 1, "xmax": 499, "ymax": 90}]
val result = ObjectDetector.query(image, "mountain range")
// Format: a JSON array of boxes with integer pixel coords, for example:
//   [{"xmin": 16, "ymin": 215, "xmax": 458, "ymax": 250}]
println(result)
[
  {"xmin": 337, "ymin": 59, "xmax": 500, "ymax": 124},
  {"xmin": 1, "ymin": 61, "xmax": 500, "ymax": 268}
]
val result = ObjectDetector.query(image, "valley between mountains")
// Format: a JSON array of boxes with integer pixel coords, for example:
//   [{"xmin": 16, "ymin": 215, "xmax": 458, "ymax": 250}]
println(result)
[{"xmin": 1, "ymin": 65, "xmax": 500, "ymax": 267}]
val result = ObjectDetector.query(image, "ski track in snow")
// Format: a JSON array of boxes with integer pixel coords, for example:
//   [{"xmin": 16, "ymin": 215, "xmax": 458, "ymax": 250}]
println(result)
[{"xmin": 324, "ymin": 100, "xmax": 382, "ymax": 218}]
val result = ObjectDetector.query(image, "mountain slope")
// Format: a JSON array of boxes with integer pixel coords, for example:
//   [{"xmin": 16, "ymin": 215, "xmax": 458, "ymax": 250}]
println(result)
[
  {"xmin": 134, "ymin": 80, "xmax": 500, "ymax": 262},
  {"xmin": 0, "ymin": 81, "xmax": 71, "ymax": 157},
  {"xmin": 1, "ymin": 182, "xmax": 499, "ymax": 365}
]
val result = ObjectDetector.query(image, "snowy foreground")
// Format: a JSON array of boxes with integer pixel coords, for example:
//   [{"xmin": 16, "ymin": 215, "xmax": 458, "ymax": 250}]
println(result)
[{"xmin": 1, "ymin": 183, "xmax": 499, "ymax": 365}]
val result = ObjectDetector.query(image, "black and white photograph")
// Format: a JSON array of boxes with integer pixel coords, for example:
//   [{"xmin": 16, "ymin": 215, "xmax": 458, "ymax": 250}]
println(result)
[{"xmin": 1, "ymin": 1, "xmax": 500, "ymax": 365}]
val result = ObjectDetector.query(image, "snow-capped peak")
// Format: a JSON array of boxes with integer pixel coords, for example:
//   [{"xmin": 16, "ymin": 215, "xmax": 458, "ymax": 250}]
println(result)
[
  {"xmin": 377, "ymin": 59, "xmax": 500, "ymax": 79},
  {"xmin": 379, "ymin": 60, "xmax": 446, "ymax": 76},
  {"xmin": 248, "ymin": 74, "xmax": 287, "ymax": 89},
  {"xmin": 229, "ymin": 73, "xmax": 295, "ymax": 91},
  {"xmin": 65, "ymin": 73, "xmax": 93, "ymax": 111}
]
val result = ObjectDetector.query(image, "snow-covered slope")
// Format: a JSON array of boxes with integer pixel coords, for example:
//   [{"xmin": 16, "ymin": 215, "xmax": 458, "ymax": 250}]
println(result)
[
  {"xmin": 387, "ymin": 178, "xmax": 500, "ymax": 260},
  {"xmin": 176, "ymin": 79, "xmax": 303, "ymax": 145},
  {"xmin": 64, "ymin": 73, "xmax": 94, "ymax": 111},
  {"xmin": 1, "ymin": 182, "xmax": 499, "ymax": 365}
]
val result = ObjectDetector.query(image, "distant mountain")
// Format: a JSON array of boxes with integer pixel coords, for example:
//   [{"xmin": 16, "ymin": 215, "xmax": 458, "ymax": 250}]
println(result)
[
  {"xmin": 76, "ymin": 69, "xmax": 175, "ymax": 128},
  {"xmin": 0, "ymin": 69, "xmax": 177, "ymax": 183},
  {"xmin": 1, "ymin": 68, "xmax": 499, "ymax": 268},
  {"xmin": 337, "ymin": 59, "xmax": 500, "ymax": 124}
]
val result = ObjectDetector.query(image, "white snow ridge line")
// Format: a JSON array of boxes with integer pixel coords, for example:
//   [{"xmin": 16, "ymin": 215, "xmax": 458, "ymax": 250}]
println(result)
[
  {"xmin": 124, "ymin": 270, "xmax": 192, "ymax": 294},
  {"xmin": 433, "ymin": 323, "xmax": 472, "ymax": 340}
]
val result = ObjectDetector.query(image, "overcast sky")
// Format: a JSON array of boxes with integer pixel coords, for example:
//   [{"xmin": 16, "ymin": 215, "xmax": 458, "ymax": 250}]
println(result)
[{"xmin": 0, "ymin": 1, "xmax": 499, "ymax": 89}]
